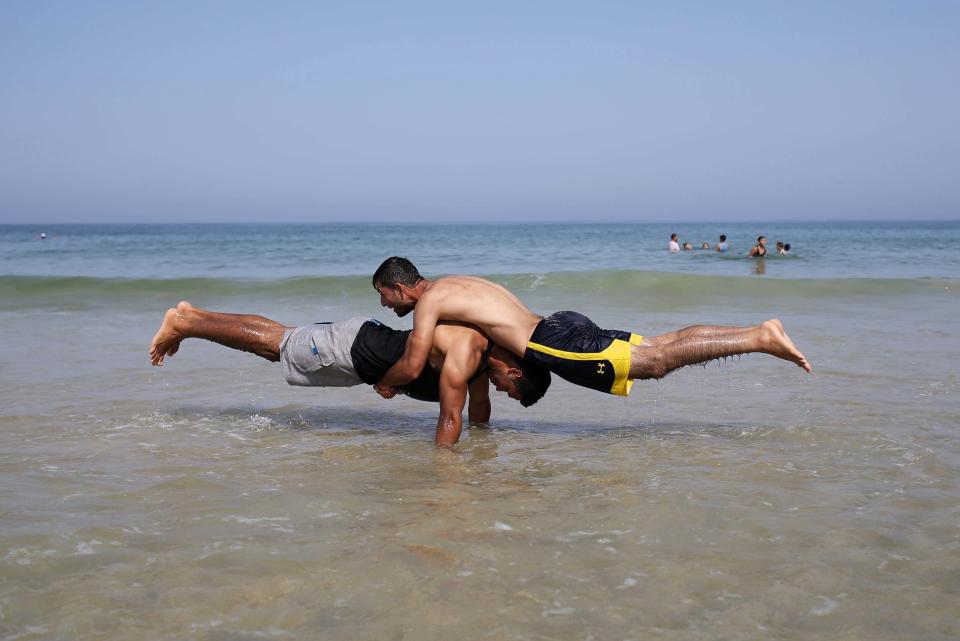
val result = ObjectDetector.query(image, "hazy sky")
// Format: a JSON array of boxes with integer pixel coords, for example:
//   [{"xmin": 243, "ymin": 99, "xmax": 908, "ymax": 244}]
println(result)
[{"xmin": 1, "ymin": 1, "xmax": 958, "ymax": 223}]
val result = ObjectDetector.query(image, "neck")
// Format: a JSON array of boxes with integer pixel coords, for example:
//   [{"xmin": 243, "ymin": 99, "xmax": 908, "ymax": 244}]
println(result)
[
  {"xmin": 406, "ymin": 278, "xmax": 431, "ymax": 302},
  {"xmin": 488, "ymin": 344, "xmax": 512, "ymax": 364}
]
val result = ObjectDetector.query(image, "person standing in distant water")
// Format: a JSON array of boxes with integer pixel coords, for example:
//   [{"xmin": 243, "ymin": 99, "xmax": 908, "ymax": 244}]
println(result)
[
  {"xmin": 748, "ymin": 236, "xmax": 767, "ymax": 257},
  {"xmin": 668, "ymin": 234, "xmax": 681, "ymax": 253},
  {"xmin": 775, "ymin": 241, "xmax": 785, "ymax": 254},
  {"xmin": 39, "ymin": 232, "xmax": 47, "ymax": 240},
  {"xmin": 701, "ymin": 242, "xmax": 711, "ymax": 250},
  {"xmin": 715, "ymin": 235, "xmax": 728, "ymax": 252},
  {"xmin": 683, "ymin": 242, "xmax": 694, "ymax": 251},
  {"xmin": 780, "ymin": 243, "xmax": 791, "ymax": 255}
]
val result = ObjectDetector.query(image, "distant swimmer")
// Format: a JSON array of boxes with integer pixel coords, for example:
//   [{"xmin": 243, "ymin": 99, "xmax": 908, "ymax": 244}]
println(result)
[
  {"xmin": 683, "ymin": 242, "xmax": 694, "ymax": 251},
  {"xmin": 701, "ymin": 242, "xmax": 710, "ymax": 250},
  {"xmin": 715, "ymin": 235, "xmax": 728, "ymax": 252},
  {"xmin": 748, "ymin": 236, "xmax": 767, "ymax": 257},
  {"xmin": 371, "ymin": 257, "xmax": 812, "ymax": 401},
  {"xmin": 149, "ymin": 302, "xmax": 550, "ymax": 446},
  {"xmin": 668, "ymin": 233, "xmax": 681, "ymax": 253},
  {"xmin": 778, "ymin": 243, "xmax": 791, "ymax": 255},
  {"xmin": 39, "ymin": 232, "xmax": 47, "ymax": 240}
]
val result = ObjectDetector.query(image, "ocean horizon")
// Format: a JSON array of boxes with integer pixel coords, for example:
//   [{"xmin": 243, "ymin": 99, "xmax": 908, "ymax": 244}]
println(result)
[{"xmin": 4, "ymin": 220, "xmax": 960, "ymax": 280}]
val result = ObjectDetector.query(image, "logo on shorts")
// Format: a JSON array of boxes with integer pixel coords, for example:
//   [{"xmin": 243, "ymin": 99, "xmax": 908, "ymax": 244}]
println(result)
[{"xmin": 596, "ymin": 363, "xmax": 606, "ymax": 375}]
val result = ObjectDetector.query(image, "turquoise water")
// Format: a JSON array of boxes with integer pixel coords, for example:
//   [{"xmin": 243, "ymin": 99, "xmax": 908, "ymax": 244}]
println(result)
[
  {"xmin": 2, "ymin": 222, "xmax": 959, "ymax": 640},
  {"xmin": 4, "ymin": 220, "xmax": 960, "ymax": 280}
]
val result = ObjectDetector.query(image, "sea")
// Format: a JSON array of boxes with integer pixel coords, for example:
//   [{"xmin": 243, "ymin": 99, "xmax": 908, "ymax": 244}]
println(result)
[{"xmin": 1, "ymin": 221, "xmax": 958, "ymax": 640}]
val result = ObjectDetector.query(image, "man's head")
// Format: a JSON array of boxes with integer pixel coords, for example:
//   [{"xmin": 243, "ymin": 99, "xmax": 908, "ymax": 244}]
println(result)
[
  {"xmin": 757, "ymin": 236, "xmax": 767, "ymax": 245},
  {"xmin": 372, "ymin": 257, "xmax": 424, "ymax": 317},
  {"xmin": 670, "ymin": 233, "xmax": 678, "ymax": 241},
  {"xmin": 486, "ymin": 346, "xmax": 551, "ymax": 407},
  {"xmin": 719, "ymin": 234, "xmax": 727, "ymax": 242}
]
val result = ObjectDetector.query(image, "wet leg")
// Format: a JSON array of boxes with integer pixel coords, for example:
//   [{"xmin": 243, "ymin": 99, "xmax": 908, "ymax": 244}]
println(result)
[
  {"xmin": 629, "ymin": 319, "xmax": 810, "ymax": 379},
  {"xmin": 149, "ymin": 301, "xmax": 291, "ymax": 366},
  {"xmin": 643, "ymin": 324, "xmax": 746, "ymax": 348}
]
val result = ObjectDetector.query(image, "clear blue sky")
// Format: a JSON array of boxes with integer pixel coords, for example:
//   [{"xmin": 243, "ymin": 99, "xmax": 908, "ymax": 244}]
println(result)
[{"xmin": 1, "ymin": 1, "xmax": 958, "ymax": 223}]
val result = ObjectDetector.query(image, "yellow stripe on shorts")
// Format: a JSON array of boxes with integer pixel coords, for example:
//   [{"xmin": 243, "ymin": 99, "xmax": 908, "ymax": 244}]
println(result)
[{"xmin": 526, "ymin": 333, "xmax": 643, "ymax": 397}]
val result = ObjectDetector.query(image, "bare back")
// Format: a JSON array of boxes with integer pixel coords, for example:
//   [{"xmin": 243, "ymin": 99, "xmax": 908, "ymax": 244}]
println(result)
[
  {"xmin": 428, "ymin": 323, "xmax": 487, "ymax": 370},
  {"xmin": 419, "ymin": 276, "xmax": 542, "ymax": 357}
]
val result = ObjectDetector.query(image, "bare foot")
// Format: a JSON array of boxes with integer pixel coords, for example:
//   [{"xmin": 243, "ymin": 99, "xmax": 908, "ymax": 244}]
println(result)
[
  {"xmin": 761, "ymin": 319, "xmax": 812, "ymax": 372},
  {"xmin": 149, "ymin": 301, "xmax": 193, "ymax": 366}
]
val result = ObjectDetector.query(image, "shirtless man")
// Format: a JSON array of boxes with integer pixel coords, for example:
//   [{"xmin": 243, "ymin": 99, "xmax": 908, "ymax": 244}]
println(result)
[
  {"xmin": 149, "ymin": 302, "xmax": 551, "ymax": 447},
  {"xmin": 372, "ymin": 257, "xmax": 811, "ymax": 399}
]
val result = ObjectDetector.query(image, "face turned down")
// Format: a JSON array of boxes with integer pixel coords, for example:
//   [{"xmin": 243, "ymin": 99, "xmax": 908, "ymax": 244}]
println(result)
[
  {"xmin": 486, "ymin": 359, "xmax": 523, "ymax": 402},
  {"xmin": 485, "ymin": 347, "xmax": 550, "ymax": 407}
]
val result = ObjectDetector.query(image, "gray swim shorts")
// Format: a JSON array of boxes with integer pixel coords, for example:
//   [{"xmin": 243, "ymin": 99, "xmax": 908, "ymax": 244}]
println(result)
[{"xmin": 279, "ymin": 317, "xmax": 370, "ymax": 387}]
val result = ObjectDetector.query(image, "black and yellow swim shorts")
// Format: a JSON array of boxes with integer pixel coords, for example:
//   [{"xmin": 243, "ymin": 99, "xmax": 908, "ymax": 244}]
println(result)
[{"xmin": 524, "ymin": 311, "xmax": 643, "ymax": 396}]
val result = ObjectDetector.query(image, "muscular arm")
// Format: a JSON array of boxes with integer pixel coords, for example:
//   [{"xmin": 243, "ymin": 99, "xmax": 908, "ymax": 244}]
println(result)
[
  {"xmin": 434, "ymin": 336, "xmax": 483, "ymax": 447},
  {"xmin": 379, "ymin": 299, "xmax": 440, "ymax": 387},
  {"xmin": 467, "ymin": 374, "xmax": 491, "ymax": 423},
  {"xmin": 436, "ymin": 365, "xmax": 469, "ymax": 448}
]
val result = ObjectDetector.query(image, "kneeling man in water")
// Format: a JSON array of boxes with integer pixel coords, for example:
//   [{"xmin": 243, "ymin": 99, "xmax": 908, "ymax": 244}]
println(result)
[
  {"xmin": 371, "ymin": 257, "xmax": 811, "ymax": 398},
  {"xmin": 149, "ymin": 302, "xmax": 551, "ymax": 447}
]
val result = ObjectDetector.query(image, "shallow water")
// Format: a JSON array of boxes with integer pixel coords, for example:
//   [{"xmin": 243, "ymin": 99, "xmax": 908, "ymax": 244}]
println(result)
[{"xmin": 2, "ymin": 224, "xmax": 959, "ymax": 640}]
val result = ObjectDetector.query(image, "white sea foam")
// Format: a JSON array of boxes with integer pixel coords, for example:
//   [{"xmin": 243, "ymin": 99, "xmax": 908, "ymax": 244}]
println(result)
[
  {"xmin": 811, "ymin": 597, "xmax": 839, "ymax": 616},
  {"xmin": 542, "ymin": 605, "xmax": 574, "ymax": 617},
  {"xmin": 75, "ymin": 540, "xmax": 100, "ymax": 555},
  {"xmin": 2, "ymin": 625, "xmax": 48, "ymax": 640},
  {"xmin": 223, "ymin": 516, "xmax": 290, "ymax": 524}
]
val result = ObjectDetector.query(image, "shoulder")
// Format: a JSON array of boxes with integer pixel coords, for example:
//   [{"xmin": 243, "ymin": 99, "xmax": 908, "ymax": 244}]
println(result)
[
  {"xmin": 422, "ymin": 277, "xmax": 465, "ymax": 299},
  {"xmin": 435, "ymin": 320, "xmax": 481, "ymax": 343},
  {"xmin": 438, "ymin": 323, "xmax": 485, "ymax": 352},
  {"xmin": 425, "ymin": 276, "xmax": 496, "ymax": 303}
]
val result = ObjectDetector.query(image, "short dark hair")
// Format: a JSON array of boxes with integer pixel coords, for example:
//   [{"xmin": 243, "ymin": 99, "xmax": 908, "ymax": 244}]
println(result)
[
  {"xmin": 784, "ymin": 243, "xmax": 791, "ymax": 251},
  {"xmin": 514, "ymin": 359, "xmax": 551, "ymax": 407},
  {"xmin": 719, "ymin": 234, "xmax": 727, "ymax": 242},
  {"xmin": 757, "ymin": 236, "xmax": 766, "ymax": 242},
  {"xmin": 373, "ymin": 257, "xmax": 423, "ymax": 289}
]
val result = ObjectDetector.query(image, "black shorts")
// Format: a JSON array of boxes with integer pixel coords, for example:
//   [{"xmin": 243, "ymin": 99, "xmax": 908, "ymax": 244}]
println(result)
[
  {"xmin": 524, "ymin": 311, "xmax": 643, "ymax": 396},
  {"xmin": 350, "ymin": 320, "xmax": 442, "ymax": 402}
]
